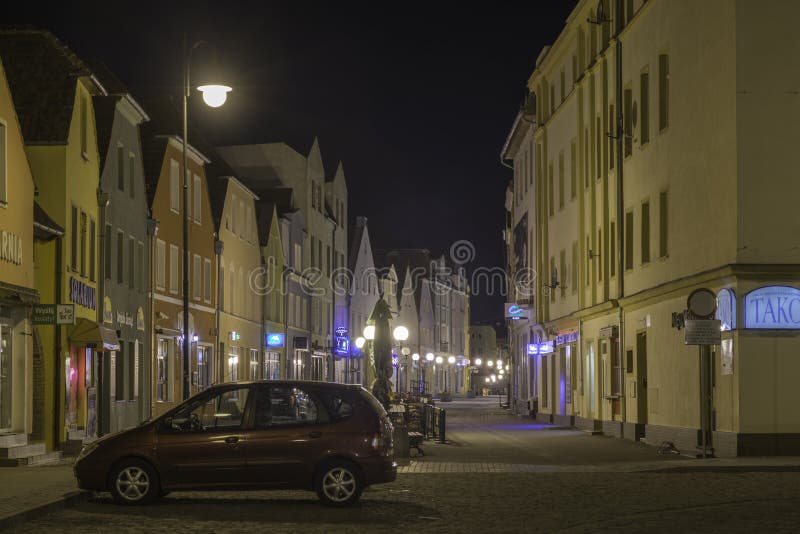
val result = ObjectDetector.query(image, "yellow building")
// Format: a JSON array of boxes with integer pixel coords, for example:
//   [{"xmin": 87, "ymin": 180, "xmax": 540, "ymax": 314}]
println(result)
[
  {"xmin": 506, "ymin": 0, "xmax": 800, "ymax": 456},
  {"xmin": 0, "ymin": 57, "xmax": 37, "ymax": 453},
  {"xmin": 209, "ymin": 170, "xmax": 263, "ymax": 384},
  {"xmin": 0, "ymin": 30, "xmax": 116, "ymax": 452}
]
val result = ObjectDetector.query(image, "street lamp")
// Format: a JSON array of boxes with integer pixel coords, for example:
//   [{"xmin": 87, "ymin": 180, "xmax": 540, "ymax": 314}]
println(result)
[
  {"xmin": 475, "ymin": 357, "xmax": 482, "ymax": 366},
  {"xmin": 363, "ymin": 325, "xmax": 376, "ymax": 341},
  {"xmin": 181, "ymin": 38, "xmax": 231, "ymax": 401}
]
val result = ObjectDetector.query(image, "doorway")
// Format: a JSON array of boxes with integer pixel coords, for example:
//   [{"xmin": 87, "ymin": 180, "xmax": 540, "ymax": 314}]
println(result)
[
  {"xmin": 636, "ymin": 332, "xmax": 648, "ymax": 426},
  {"xmin": 0, "ymin": 326, "xmax": 11, "ymax": 432}
]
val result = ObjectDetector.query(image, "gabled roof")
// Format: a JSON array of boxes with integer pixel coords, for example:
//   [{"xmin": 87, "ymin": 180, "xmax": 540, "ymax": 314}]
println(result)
[
  {"xmin": 91, "ymin": 94, "xmax": 120, "ymax": 172},
  {"xmin": 251, "ymin": 187, "xmax": 295, "ymax": 216},
  {"xmin": 255, "ymin": 201, "xmax": 277, "ymax": 248},
  {"xmin": 348, "ymin": 219, "xmax": 368, "ymax": 274},
  {"xmin": 0, "ymin": 28, "xmax": 93, "ymax": 144}
]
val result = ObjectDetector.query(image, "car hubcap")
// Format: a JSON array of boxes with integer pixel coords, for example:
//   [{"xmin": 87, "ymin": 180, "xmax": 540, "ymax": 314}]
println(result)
[
  {"xmin": 322, "ymin": 467, "xmax": 356, "ymax": 502},
  {"xmin": 116, "ymin": 466, "xmax": 150, "ymax": 501}
]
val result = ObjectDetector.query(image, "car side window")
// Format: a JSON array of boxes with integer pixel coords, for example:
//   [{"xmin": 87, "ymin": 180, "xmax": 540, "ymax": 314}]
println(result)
[
  {"xmin": 325, "ymin": 394, "xmax": 354, "ymax": 420},
  {"xmin": 253, "ymin": 386, "xmax": 321, "ymax": 428},
  {"xmin": 169, "ymin": 387, "xmax": 250, "ymax": 432}
]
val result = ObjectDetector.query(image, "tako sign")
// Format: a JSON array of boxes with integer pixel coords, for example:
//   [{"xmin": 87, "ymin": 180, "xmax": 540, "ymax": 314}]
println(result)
[{"xmin": 744, "ymin": 286, "xmax": 800, "ymax": 329}]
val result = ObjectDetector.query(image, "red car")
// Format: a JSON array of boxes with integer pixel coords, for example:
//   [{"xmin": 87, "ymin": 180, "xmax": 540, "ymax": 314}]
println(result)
[{"xmin": 74, "ymin": 381, "xmax": 396, "ymax": 506}]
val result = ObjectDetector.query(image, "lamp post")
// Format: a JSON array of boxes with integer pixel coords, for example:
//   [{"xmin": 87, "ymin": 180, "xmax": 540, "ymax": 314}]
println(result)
[
  {"xmin": 447, "ymin": 355, "xmax": 455, "ymax": 393},
  {"xmin": 392, "ymin": 325, "xmax": 409, "ymax": 396},
  {"xmin": 180, "ymin": 37, "xmax": 231, "ymax": 401},
  {"xmin": 424, "ymin": 352, "xmax": 434, "ymax": 394},
  {"xmin": 411, "ymin": 352, "xmax": 420, "ymax": 394}
]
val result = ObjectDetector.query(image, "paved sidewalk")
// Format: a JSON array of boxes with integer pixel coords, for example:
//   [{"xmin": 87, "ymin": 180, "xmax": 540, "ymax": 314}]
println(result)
[{"xmin": 0, "ymin": 459, "xmax": 87, "ymax": 530}]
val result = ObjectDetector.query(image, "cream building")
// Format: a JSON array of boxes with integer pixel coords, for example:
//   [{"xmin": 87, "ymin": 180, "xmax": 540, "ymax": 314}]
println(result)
[{"xmin": 503, "ymin": 0, "xmax": 800, "ymax": 456}]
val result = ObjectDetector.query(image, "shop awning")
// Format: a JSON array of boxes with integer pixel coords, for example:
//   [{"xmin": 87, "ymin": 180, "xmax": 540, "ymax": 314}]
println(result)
[
  {"xmin": 0, "ymin": 280, "xmax": 39, "ymax": 305},
  {"xmin": 69, "ymin": 318, "xmax": 120, "ymax": 352}
]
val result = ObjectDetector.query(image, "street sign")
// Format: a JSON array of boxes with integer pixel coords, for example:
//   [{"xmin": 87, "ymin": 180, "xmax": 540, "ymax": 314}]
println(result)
[
  {"xmin": 684, "ymin": 319, "xmax": 722, "ymax": 345},
  {"xmin": 32, "ymin": 304, "xmax": 75, "ymax": 325},
  {"xmin": 687, "ymin": 288, "xmax": 717, "ymax": 319}
]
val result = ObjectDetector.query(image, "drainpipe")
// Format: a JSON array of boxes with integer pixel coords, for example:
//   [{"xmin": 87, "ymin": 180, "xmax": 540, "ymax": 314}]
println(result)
[
  {"xmin": 54, "ymin": 236, "xmax": 63, "ymax": 451},
  {"xmin": 614, "ymin": 0, "xmax": 627, "ymax": 423},
  {"xmin": 96, "ymin": 191, "xmax": 110, "ymax": 436},
  {"xmin": 283, "ymin": 265, "xmax": 289, "ymax": 379},
  {"xmin": 214, "ymin": 238, "xmax": 224, "ymax": 384},
  {"xmin": 146, "ymin": 218, "xmax": 158, "ymax": 418}
]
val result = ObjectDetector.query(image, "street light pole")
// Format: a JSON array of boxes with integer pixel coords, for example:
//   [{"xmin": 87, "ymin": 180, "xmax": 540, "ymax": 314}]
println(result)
[{"xmin": 181, "ymin": 35, "xmax": 191, "ymax": 401}]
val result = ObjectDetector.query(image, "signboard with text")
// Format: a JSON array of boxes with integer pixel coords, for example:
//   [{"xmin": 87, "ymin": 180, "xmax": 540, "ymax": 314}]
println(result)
[
  {"xmin": 744, "ymin": 286, "xmax": 800, "ymax": 329},
  {"xmin": 32, "ymin": 304, "xmax": 75, "ymax": 325},
  {"xmin": 684, "ymin": 319, "xmax": 722, "ymax": 345}
]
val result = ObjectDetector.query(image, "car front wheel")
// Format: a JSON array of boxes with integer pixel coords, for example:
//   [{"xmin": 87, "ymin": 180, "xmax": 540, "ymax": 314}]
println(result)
[
  {"xmin": 315, "ymin": 461, "xmax": 363, "ymax": 507},
  {"xmin": 110, "ymin": 459, "xmax": 159, "ymax": 505}
]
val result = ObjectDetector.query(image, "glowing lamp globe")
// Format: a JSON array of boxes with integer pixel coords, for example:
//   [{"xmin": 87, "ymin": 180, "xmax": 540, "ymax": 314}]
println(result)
[
  {"xmin": 425, "ymin": 352, "xmax": 435, "ymax": 362},
  {"xmin": 435, "ymin": 356, "xmax": 443, "ymax": 364},
  {"xmin": 412, "ymin": 353, "xmax": 420, "ymax": 361},
  {"xmin": 475, "ymin": 358, "xmax": 482, "ymax": 366},
  {"xmin": 355, "ymin": 337, "xmax": 366, "ymax": 349},
  {"xmin": 448, "ymin": 356, "xmax": 455, "ymax": 364},
  {"xmin": 198, "ymin": 84, "xmax": 232, "ymax": 108},
  {"xmin": 392, "ymin": 325, "xmax": 409, "ymax": 341},
  {"xmin": 363, "ymin": 325, "xmax": 376, "ymax": 340}
]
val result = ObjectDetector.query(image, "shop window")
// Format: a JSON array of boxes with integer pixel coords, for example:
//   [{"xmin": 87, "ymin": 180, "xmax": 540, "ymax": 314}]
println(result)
[
  {"xmin": 156, "ymin": 337, "xmax": 173, "ymax": 402},
  {"xmin": 250, "ymin": 349, "xmax": 260, "ymax": 380}
]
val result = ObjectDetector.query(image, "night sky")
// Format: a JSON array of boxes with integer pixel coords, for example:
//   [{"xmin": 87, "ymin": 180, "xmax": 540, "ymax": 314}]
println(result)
[{"xmin": 7, "ymin": 1, "xmax": 575, "ymax": 322}]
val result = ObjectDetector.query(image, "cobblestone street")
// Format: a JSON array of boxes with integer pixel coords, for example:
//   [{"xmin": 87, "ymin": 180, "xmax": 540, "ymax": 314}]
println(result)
[{"xmin": 12, "ymin": 398, "xmax": 800, "ymax": 533}]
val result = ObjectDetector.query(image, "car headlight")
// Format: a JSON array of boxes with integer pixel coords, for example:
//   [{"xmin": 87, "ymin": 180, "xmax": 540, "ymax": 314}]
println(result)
[{"xmin": 76, "ymin": 441, "xmax": 100, "ymax": 461}]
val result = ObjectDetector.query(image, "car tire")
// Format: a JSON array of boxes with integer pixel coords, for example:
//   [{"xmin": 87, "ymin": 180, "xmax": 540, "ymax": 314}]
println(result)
[
  {"xmin": 314, "ymin": 460, "xmax": 363, "ymax": 507},
  {"xmin": 109, "ymin": 459, "xmax": 160, "ymax": 505}
]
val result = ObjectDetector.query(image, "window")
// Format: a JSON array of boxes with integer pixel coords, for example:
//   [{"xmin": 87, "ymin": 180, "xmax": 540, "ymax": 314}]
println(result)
[
  {"xmin": 558, "ymin": 151, "xmax": 564, "ymax": 209},
  {"xmin": 254, "ymin": 386, "xmax": 320, "ymax": 428},
  {"xmin": 156, "ymin": 337, "xmax": 172, "ymax": 402},
  {"xmin": 170, "ymin": 160, "xmax": 180, "ymax": 212},
  {"xmin": 80, "ymin": 211, "xmax": 87, "ymax": 276},
  {"xmin": 116, "ymin": 231, "xmax": 124, "ymax": 284},
  {"xmin": 204, "ymin": 258, "xmax": 212, "ymax": 302},
  {"xmin": 659, "ymin": 191, "xmax": 668, "ymax": 257},
  {"xmin": 80, "ymin": 93, "xmax": 88, "ymax": 157},
  {"xmin": 640, "ymin": 71, "xmax": 650, "ymax": 145},
  {"xmin": 169, "ymin": 387, "xmax": 250, "ymax": 432},
  {"xmin": 641, "ymin": 201, "xmax": 650, "ymax": 264},
  {"xmin": 250, "ymin": 349, "xmax": 260, "ymax": 380},
  {"xmin": 114, "ymin": 344, "xmax": 125, "ymax": 401},
  {"xmin": 548, "ymin": 163, "xmax": 554, "ymax": 216},
  {"xmin": 659, "ymin": 54, "xmax": 669, "ymax": 131},
  {"xmin": 128, "ymin": 236, "xmax": 135, "ymax": 289},
  {"xmin": 138, "ymin": 242, "xmax": 145, "ymax": 291},
  {"xmin": 624, "ymin": 87, "xmax": 632, "ymax": 157},
  {"xmin": 89, "ymin": 219, "xmax": 96, "ymax": 282},
  {"xmin": 193, "ymin": 254, "xmax": 201, "ymax": 300},
  {"xmin": 550, "ymin": 83, "xmax": 555, "ymax": 114},
  {"xmin": 229, "ymin": 266, "xmax": 235, "ymax": 312},
  {"xmin": 129, "ymin": 154, "xmax": 135, "ymax": 198},
  {"xmin": 570, "ymin": 140, "xmax": 577, "ymax": 199},
  {"xmin": 609, "ymin": 105, "xmax": 615, "ymax": 169},
  {"xmin": 193, "ymin": 175, "xmax": 202, "ymax": 224},
  {"xmin": 610, "ymin": 221, "xmax": 616, "ymax": 277},
  {"xmin": 169, "ymin": 244, "xmax": 179, "ymax": 294},
  {"xmin": 0, "ymin": 121, "xmax": 7, "ymax": 203},
  {"xmin": 105, "ymin": 224, "xmax": 112, "ymax": 281},
  {"xmin": 572, "ymin": 242, "xmax": 578, "ymax": 293},
  {"xmin": 156, "ymin": 240, "xmax": 166, "ymax": 290},
  {"xmin": 625, "ymin": 211, "xmax": 634, "ymax": 270},
  {"xmin": 127, "ymin": 341, "xmax": 136, "ymax": 401},
  {"xmin": 117, "ymin": 145, "xmax": 125, "ymax": 191}
]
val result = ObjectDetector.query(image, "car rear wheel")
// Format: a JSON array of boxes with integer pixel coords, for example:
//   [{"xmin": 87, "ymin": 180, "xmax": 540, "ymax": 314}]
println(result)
[
  {"xmin": 110, "ymin": 459, "xmax": 159, "ymax": 505},
  {"xmin": 315, "ymin": 461, "xmax": 363, "ymax": 507}
]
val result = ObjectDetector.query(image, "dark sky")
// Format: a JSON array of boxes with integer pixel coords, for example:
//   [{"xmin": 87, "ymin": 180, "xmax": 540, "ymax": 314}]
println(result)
[{"xmin": 7, "ymin": 1, "xmax": 575, "ymax": 322}]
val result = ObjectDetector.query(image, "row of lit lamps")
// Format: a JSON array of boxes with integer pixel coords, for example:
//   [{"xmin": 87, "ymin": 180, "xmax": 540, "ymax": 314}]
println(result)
[
  {"xmin": 352, "ymin": 325, "xmax": 462, "ymax": 365},
  {"xmin": 471, "ymin": 357, "xmax": 508, "ymax": 384}
]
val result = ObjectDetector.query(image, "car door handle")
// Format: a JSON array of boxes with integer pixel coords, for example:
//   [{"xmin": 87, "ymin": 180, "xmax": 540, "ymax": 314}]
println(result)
[
  {"xmin": 225, "ymin": 436, "xmax": 240, "ymax": 444},
  {"xmin": 308, "ymin": 431, "xmax": 322, "ymax": 439}
]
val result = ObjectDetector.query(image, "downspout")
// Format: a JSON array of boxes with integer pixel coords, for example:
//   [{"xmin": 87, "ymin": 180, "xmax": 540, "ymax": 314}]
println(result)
[
  {"xmin": 614, "ymin": 0, "xmax": 627, "ymax": 423},
  {"xmin": 146, "ymin": 218, "xmax": 158, "ymax": 418},
  {"xmin": 97, "ymin": 191, "xmax": 109, "ymax": 436},
  {"xmin": 214, "ymin": 238, "xmax": 224, "ymax": 384},
  {"xmin": 54, "ymin": 236, "xmax": 63, "ymax": 450},
  {"xmin": 259, "ymin": 252, "xmax": 265, "ymax": 381},
  {"xmin": 283, "ymin": 265, "xmax": 289, "ymax": 379}
]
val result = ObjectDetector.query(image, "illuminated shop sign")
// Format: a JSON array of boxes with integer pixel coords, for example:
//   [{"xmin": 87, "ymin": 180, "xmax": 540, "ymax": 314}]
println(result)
[
  {"xmin": 335, "ymin": 336, "xmax": 349, "ymax": 356},
  {"xmin": 527, "ymin": 340, "xmax": 554, "ymax": 355},
  {"xmin": 744, "ymin": 286, "xmax": 800, "ymax": 329},
  {"xmin": 527, "ymin": 343, "xmax": 538, "ymax": 355},
  {"xmin": 716, "ymin": 288, "xmax": 736, "ymax": 331},
  {"xmin": 505, "ymin": 303, "xmax": 528, "ymax": 320},
  {"xmin": 556, "ymin": 331, "xmax": 578, "ymax": 345},
  {"xmin": 266, "ymin": 333, "xmax": 285, "ymax": 347}
]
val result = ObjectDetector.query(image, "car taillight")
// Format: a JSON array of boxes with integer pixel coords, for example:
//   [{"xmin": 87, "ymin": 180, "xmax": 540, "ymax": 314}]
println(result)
[{"xmin": 371, "ymin": 433, "xmax": 383, "ymax": 451}]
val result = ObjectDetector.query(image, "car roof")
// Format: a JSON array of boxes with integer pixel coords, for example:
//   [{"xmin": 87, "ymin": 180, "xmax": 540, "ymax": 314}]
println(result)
[{"xmin": 207, "ymin": 380, "xmax": 365, "ymax": 392}]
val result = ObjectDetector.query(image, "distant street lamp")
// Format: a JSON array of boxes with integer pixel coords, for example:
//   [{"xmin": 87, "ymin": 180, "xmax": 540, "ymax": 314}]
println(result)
[
  {"xmin": 181, "ymin": 38, "xmax": 231, "ymax": 401},
  {"xmin": 392, "ymin": 325, "xmax": 409, "ymax": 396}
]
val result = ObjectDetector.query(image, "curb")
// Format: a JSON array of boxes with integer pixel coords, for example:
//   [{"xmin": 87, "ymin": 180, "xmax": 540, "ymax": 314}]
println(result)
[{"xmin": 0, "ymin": 490, "xmax": 91, "ymax": 531}]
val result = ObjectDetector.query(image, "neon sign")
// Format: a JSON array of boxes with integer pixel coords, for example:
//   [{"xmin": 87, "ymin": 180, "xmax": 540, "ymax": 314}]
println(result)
[
  {"xmin": 744, "ymin": 286, "xmax": 800, "ymax": 329},
  {"xmin": 505, "ymin": 303, "xmax": 528, "ymax": 320},
  {"xmin": 266, "ymin": 333, "xmax": 285, "ymax": 347}
]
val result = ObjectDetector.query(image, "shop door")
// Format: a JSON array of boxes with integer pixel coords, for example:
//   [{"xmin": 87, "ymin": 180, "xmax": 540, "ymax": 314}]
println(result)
[
  {"xmin": 610, "ymin": 339, "xmax": 622, "ymax": 419},
  {"xmin": 636, "ymin": 333, "xmax": 648, "ymax": 426},
  {"xmin": 558, "ymin": 347, "xmax": 567, "ymax": 415},
  {"xmin": 0, "ymin": 328, "xmax": 11, "ymax": 431}
]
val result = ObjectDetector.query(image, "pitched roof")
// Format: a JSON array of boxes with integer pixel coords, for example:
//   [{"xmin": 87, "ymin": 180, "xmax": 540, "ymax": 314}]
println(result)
[
  {"xmin": 91, "ymin": 94, "xmax": 120, "ymax": 172},
  {"xmin": 348, "ymin": 218, "xmax": 368, "ymax": 274},
  {"xmin": 249, "ymin": 187, "xmax": 295, "ymax": 216},
  {"xmin": 0, "ymin": 28, "xmax": 92, "ymax": 144},
  {"xmin": 255, "ymin": 201, "xmax": 277, "ymax": 247}
]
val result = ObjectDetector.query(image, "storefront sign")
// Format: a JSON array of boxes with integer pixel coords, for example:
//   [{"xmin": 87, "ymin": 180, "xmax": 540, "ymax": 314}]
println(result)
[
  {"xmin": 716, "ymin": 288, "xmax": 736, "ymax": 331},
  {"xmin": 266, "ymin": 333, "xmax": 285, "ymax": 348},
  {"xmin": 334, "ymin": 335, "xmax": 349, "ymax": 356},
  {"xmin": 684, "ymin": 319, "xmax": 722, "ymax": 345},
  {"xmin": 69, "ymin": 277, "xmax": 96, "ymax": 310},
  {"xmin": 102, "ymin": 296, "xmax": 113, "ymax": 324},
  {"xmin": 505, "ymin": 303, "xmax": 528, "ymax": 321},
  {"xmin": 744, "ymin": 286, "xmax": 800, "ymax": 329},
  {"xmin": 32, "ymin": 303, "xmax": 75, "ymax": 325},
  {"xmin": 527, "ymin": 343, "xmax": 539, "ymax": 356},
  {"xmin": 537, "ymin": 340, "xmax": 554, "ymax": 354},
  {"xmin": 0, "ymin": 230, "xmax": 23, "ymax": 265},
  {"xmin": 556, "ymin": 331, "xmax": 578, "ymax": 345},
  {"xmin": 137, "ymin": 307, "xmax": 145, "ymax": 331}
]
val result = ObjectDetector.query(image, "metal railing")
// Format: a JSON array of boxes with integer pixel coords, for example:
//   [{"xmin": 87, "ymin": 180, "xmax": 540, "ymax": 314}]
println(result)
[{"xmin": 422, "ymin": 403, "xmax": 446, "ymax": 443}]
